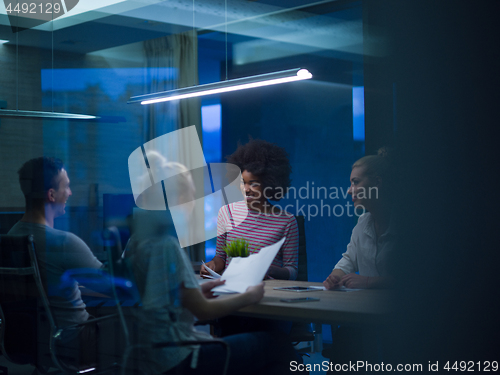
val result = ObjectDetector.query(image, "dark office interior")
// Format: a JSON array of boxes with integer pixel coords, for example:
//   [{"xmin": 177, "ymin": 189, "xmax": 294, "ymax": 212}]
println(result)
[{"xmin": 1, "ymin": 0, "xmax": 499, "ymax": 373}]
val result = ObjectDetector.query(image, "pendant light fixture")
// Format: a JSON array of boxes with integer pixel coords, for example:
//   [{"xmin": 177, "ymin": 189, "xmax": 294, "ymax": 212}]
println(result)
[
  {"xmin": 128, "ymin": 68, "xmax": 312, "ymax": 105},
  {"xmin": 0, "ymin": 14, "xmax": 98, "ymax": 120},
  {"xmin": 0, "ymin": 109, "xmax": 98, "ymax": 119},
  {"xmin": 128, "ymin": 1, "xmax": 312, "ymax": 105}
]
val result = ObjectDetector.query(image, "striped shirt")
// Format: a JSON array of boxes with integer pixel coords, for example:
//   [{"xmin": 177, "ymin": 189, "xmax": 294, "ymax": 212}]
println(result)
[{"xmin": 215, "ymin": 201, "xmax": 299, "ymax": 280}]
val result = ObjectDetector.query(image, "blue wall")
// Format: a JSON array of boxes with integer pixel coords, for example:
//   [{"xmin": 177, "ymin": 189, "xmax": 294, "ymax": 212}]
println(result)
[{"xmin": 221, "ymin": 58, "xmax": 363, "ymax": 282}]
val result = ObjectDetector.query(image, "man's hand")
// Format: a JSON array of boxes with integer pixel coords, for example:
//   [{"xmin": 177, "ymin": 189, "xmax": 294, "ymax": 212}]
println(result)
[
  {"xmin": 341, "ymin": 273, "xmax": 369, "ymax": 288},
  {"xmin": 245, "ymin": 282, "xmax": 265, "ymax": 304},
  {"xmin": 200, "ymin": 279, "xmax": 225, "ymax": 299},
  {"xmin": 323, "ymin": 274, "xmax": 342, "ymax": 290}
]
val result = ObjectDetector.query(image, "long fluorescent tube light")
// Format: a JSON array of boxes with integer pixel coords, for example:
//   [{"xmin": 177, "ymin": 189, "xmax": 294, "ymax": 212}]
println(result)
[
  {"xmin": 0, "ymin": 109, "xmax": 99, "ymax": 120},
  {"xmin": 128, "ymin": 68, "xmax": 312, "ymax": 105}
]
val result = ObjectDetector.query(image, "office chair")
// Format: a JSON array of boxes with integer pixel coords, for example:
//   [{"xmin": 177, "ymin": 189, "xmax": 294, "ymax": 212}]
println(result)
[
  {"xmin": 102, "ymin": 194, "xmax": 136, "ymax": 251},
  {"xmin": 101, "ymin": 226, "xmax": 136, "ymax": 283},
  {"xmin": 288, "ymin": 216, "xmax": 323, "ymax": 353},
  {"xmin": 0, "ymin": 235, "xmax": 42, "ymax": 371},
  {"xmin": 296, "ymin": 215, "xmax": 308, "ymax": 283},
  {"xmin": 0, "ymin": 234, "xmax": 120, "ymax": 374}
]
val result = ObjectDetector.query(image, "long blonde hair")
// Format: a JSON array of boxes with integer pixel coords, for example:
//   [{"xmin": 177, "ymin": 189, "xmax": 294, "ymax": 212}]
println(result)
[{"xmin": 352, "ymin": 147, "xmax": 394, "ymax": 188}]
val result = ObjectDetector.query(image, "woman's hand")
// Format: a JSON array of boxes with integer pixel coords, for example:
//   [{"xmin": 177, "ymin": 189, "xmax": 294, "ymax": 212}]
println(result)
[
  {"xmin": 341, "ymin": 273, "xmax": 370, "ymax": 288},
  {"xmin": 266, "ymin": 265, "xmax": 291, "ymax": 280},
  {"xmin": 200, "ymin": 260, "xmax": 216, "ymax": 278},
  {"xmin": 323, "ymin": 269, "xmax": 346, "ymax": 290},
  {"xmin": 200, "ymin": 256, "xmax": 225, "ymax": 278},
  {"xmin": 323, "ymin": 274, "xmax": 342, "ymax": 290},
  {"xmin": 245, "ymin": 282, "xmax": 265, "ymax": 304},
  {"xmin": 182, "ymin": 281, "xmax": 265, "ymax": 321},
  {"xmin": 200, "ymin": 279, "xmax": 225, "ymax": 299}
]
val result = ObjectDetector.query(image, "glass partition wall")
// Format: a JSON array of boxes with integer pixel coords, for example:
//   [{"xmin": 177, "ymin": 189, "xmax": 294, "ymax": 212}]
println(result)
[{"xmin": 0, "ymin": 0, "xmax": 364, "ymax": 278}]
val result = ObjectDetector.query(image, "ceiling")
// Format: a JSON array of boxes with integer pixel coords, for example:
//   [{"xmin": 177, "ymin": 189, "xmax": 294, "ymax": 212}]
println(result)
[{"xmin": 0, "ymin": 0, "xmax": 363, "ymax": 65}]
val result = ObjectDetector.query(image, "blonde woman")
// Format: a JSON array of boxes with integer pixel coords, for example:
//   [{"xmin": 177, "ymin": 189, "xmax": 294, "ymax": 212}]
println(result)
[{"xmin": 324, "ymin": 148, "xmax": 395, "ymax": 290}]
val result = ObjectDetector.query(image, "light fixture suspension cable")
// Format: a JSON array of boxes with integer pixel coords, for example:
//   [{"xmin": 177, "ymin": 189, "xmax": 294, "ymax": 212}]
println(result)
[
  {"xmin": 225, "ymin": 0, "xmax": 227, "ymax": 81},
  {"xmin": 16, "ymin": 4, "xmax": 18, "ymax": 112},
  {"xmin": 193, "ymin": 0, "xmax": 195, "ymax": 86},
  {"xmin": 52, "ymin": 0, "xmax": 54, "ymax": 113}
]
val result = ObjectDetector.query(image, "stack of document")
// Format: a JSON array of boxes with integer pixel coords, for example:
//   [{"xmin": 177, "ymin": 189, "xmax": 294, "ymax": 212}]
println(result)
[{"xmin": 207, "ymin": 237, "xmax": 286, "ymax": 294}]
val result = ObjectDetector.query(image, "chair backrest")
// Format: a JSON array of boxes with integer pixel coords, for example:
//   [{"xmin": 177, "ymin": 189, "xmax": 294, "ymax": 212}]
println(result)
[
  {"xmin": 0, "ymin": 212, "xmax": 24, "ymax": 235},
  {"xmin": 295, "ymin": 215, "xmax": 308, "ymax": 281},
  {"xmin": 103, "ymin": 194, "xmax": 136, "ymax": 248},
  {"xmin": 62, "ymin": 227, "xmax": 142, "ymax": 350},
  {"xmin": 102, "ymin": 226, "xmax": 124, "ymax": 266},
  {"xmin": 0, "ymin": 234, "xmax": 54, "ymax": 368},
  {"xmin": 102, "ymin": 226, "xmax": 137, "ymax": 286},
  {"xmin": 1, "ymin": 234, "xmax": 135, "ymax": 374}
]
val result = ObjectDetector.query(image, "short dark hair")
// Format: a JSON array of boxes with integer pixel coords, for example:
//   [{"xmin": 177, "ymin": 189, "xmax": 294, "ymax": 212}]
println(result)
[
  {"xmin": 18, "ymin": 157, "xmax": 64, "ymax": 199},
  {"xmin": 227, "ymin": 139, "xmax": 291, "ymax": 201}
]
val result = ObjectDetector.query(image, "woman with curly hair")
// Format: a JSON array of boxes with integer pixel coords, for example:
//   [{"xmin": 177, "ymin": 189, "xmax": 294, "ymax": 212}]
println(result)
[{"xmin": 201, "ymin": 139, "xmax": 299, "ymax": 280}]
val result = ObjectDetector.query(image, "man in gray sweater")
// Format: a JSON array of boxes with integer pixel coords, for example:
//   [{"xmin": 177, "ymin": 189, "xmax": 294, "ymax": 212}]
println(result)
[{"xmin": 8, "ymin": 157, "xmax": 104, "ymax": 367}]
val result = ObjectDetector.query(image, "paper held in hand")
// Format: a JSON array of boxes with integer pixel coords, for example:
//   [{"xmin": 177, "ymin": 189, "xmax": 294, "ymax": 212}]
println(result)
[
  {"xmin": 202, "ymin": 262, "xmax": 222, "ymax": 279},
  {"xmin": 212, "ymin": 237, "xmax": 286, "ymax": 294}
]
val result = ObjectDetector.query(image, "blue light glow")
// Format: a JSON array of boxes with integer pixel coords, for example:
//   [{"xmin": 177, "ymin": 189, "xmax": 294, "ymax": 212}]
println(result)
[
  {"xmin": 201, "ymin": 103, "xmax": 222, "ymax": 260},
  {"xmin": 352, "ymin": 86, "xmax": 365, "ymax": 141},
  {"xmin": 201, "ymin": 104, "xmax": 222, "ymax": 163},
  {"xmin": 41, "ymin": 68, "xmax": 177, "ymax": 100}
]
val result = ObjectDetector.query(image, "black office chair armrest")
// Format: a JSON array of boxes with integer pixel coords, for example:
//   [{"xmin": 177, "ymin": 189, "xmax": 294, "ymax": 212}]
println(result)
[
  {"xmin": 122, "ymin": 339, "xmax": 230, "ymax": 375},
  {"xmin": 152, "ymin": 339, "xmax": 228, "ymax": 349},
  {"xmin": 60, "ymin": 314, "xmax": 119, "ymax": 332}
]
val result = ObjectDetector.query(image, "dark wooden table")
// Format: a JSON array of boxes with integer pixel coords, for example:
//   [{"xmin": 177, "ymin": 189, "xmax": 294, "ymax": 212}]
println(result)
[{"xmin": 231, "ymin": 280, "xmax": 393, "ymax": 326}]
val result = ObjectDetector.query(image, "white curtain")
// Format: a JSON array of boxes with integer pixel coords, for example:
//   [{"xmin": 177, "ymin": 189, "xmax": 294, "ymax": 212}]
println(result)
[
  {"xmin": 143, "ymin": 32, "xmax": 202, "ymax": 141},
  {"xmin": 142, "ymin": 32, "xmax": 205, "ymax": 261}
]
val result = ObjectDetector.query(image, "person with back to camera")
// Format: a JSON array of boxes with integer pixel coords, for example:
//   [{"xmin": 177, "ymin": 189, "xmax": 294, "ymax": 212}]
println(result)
[
  {"xmin": 124, "ymin": 155, "xmax": 301, "ymax": 375},
  {"xmin": 323, "ymin": 147, "xmax": 396, "ymax": 290},
  {"xmin": 200, "ymin": 139, "xmax": 299, "ymax": 281}
]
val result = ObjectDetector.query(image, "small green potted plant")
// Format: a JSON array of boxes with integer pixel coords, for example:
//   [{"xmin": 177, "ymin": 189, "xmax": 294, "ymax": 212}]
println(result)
[{"xmin": 222, "ymin": 238, "xmax": 252, "ymax": 263}]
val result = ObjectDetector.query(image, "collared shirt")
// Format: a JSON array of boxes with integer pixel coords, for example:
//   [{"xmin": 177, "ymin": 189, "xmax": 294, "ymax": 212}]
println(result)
[{"xmin": 334, "ymin": 213, "xmax": 395, "ymax": 277}]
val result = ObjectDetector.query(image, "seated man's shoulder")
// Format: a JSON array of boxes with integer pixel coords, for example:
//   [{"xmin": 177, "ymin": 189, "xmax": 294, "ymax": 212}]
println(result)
[
  {"xmin": 41, "ymin": 226, "xmax": 91, "ymax": 252},
  {"xmin": 8, "ymin": 221, "xmax": 65, "ymax": 243},
  {"xmin": 59, "ymin": 230, "xmax": 87, "ymax": 246},
  {"xmin": 9, "ymin": 222, "xmax": 93, "ymax": 255}
]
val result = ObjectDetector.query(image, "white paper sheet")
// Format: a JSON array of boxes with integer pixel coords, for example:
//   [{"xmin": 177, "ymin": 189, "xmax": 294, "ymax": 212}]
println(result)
[
  {"xmin": 201, "ymin": 261, "xmax": 221, "ymax": 279},
  {"xmin": 212, "ymin": 237, "xmax": 286, "ymax": 294}
]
